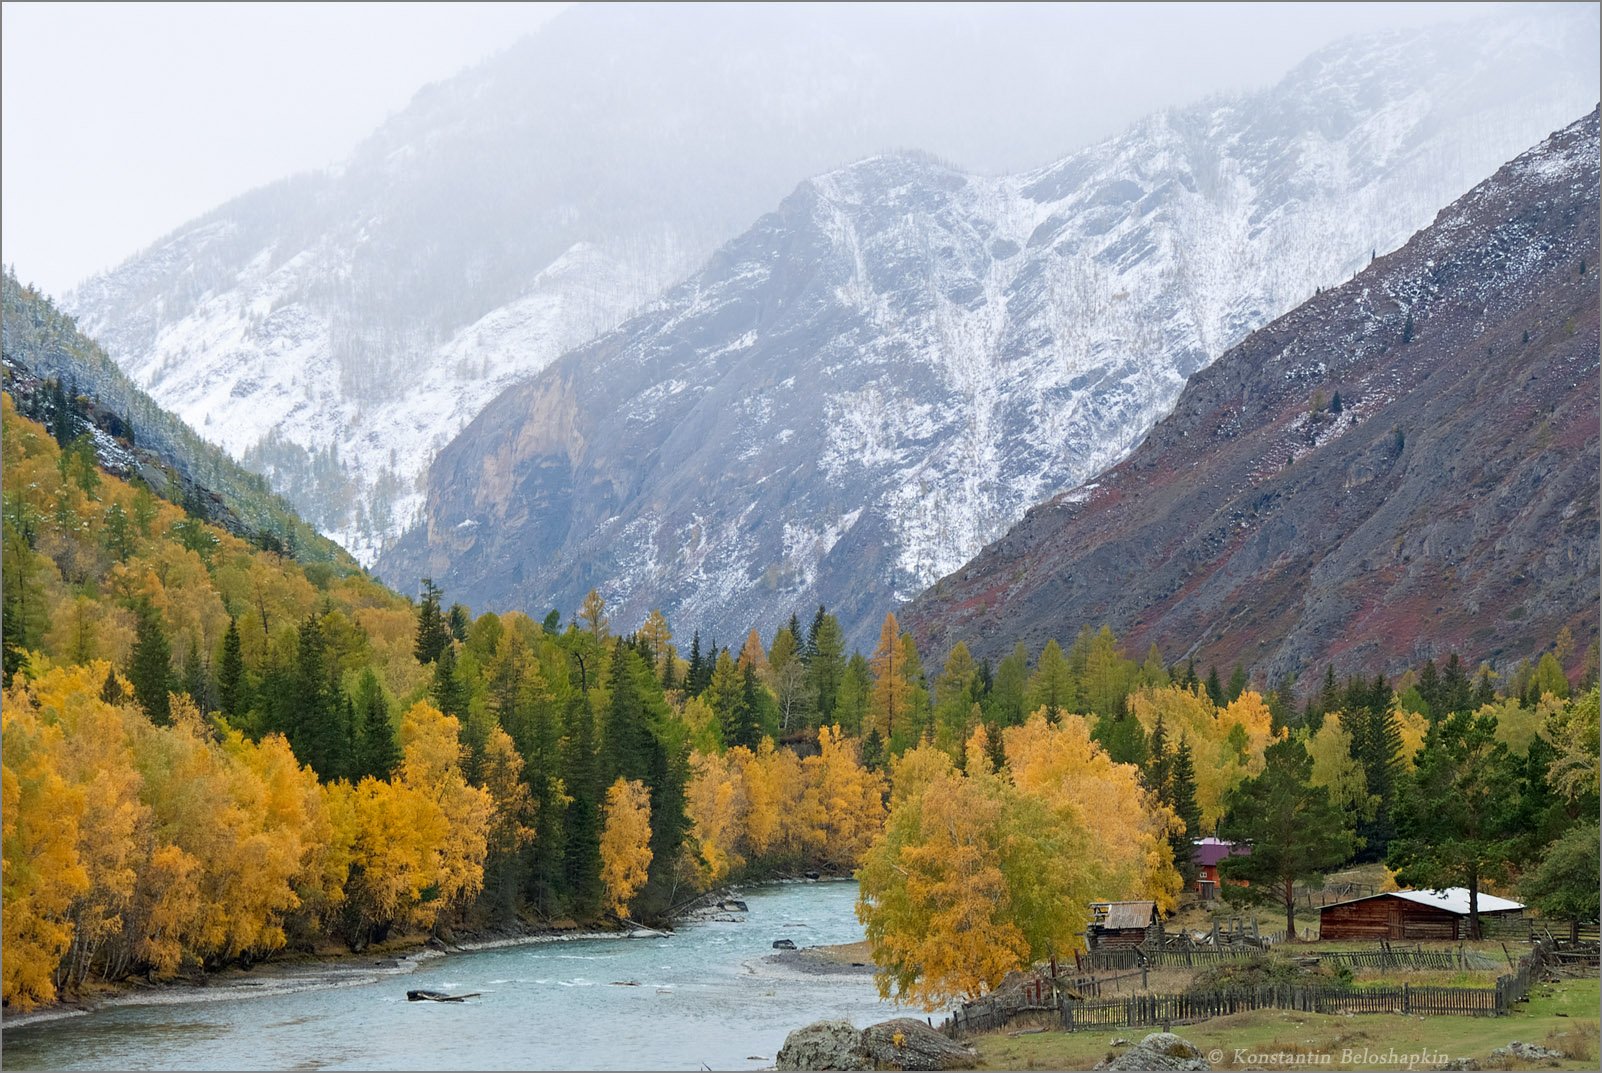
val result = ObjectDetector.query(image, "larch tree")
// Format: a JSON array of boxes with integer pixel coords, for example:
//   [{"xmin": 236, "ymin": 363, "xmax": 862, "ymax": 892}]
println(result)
[
  {"xmin": 868, "ymin": 613, "xmax": 912, "ymax": 750},
  {"xmin": 1025, "ymin": 639, "xmax": 1074, "ymax": 724}
]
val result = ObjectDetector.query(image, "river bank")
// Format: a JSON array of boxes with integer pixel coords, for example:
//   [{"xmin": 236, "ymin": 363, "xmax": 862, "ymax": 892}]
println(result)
[
  {"xmin": 1, "ymin": 879, "xmax": 849, "ymax": 1031},
  {"xmin": 4, "ymin": 880, "xmax": 902, "ymax": 1072}
]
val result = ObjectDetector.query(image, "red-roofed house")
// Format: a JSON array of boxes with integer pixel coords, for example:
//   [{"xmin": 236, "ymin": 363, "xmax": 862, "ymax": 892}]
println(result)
[{"xmin": 1192, "ymin": 838, "xmax": 1250, "ymax": 900}]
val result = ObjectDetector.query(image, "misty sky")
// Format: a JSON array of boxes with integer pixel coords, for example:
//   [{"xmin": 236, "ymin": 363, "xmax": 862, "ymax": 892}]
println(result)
[{"xmin": 3, "ymin": 1, "xmax": 1529, "ymax": 299}]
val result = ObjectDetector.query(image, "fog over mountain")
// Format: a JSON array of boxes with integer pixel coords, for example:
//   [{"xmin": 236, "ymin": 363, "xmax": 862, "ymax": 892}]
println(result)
[
  {"xmin": 62, "ymin": 3, "xmax": 1592, "ymax": 574},
  {"xmin": 377, "ymin": 6, "xmax": 1599, "ymax": 646}
]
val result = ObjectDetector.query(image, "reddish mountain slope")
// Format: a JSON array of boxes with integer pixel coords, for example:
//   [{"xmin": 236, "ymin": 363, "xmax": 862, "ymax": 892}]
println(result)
[{"xmin": 903, "ymin": 110, "xmax": 1600, "ymax": 685}]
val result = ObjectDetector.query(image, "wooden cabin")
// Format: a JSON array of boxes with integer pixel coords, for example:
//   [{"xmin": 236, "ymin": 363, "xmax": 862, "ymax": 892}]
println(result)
[
  {"xmin": 1318, "ymin": 888, "xmax": 1524, "ymax": 941},
  {"xmin": 1087, "ymin": 900, "xmax": 1158, "ymax": 948},
  {"xmin": 1192, "ymin": 838, "xmax": 1250, "ymax": 900}
]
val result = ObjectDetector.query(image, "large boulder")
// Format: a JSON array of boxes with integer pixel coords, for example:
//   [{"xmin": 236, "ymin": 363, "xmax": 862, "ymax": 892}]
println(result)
[
  {"xmin": 776, "ymin": 1020, "xmax": 872, "ymax": 1071},
  {"xmin": 1094, "ymin": 1032, "xmax": 1211, "ymax": 1071},
  {"xmin": 860, "ymin": 1018, "xmax": 976, "ymax": 1070},
  {"xmin": 776, "ymin": 1019, "xmax": 976, "ymax": 1071}
]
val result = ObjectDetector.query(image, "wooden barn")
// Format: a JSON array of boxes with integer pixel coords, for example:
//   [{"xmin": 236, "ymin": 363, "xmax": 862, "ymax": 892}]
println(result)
[
  {"xmin": 1087, "ymin": 900, "xmax": 1158, "ymax": 948},
  {"xmin": 1318, "ymin": 888, "xmax": 1524, "ymax": 941}
]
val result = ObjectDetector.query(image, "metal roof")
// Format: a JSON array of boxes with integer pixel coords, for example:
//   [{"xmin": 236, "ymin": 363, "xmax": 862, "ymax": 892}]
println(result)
[
  {"xmin": 1095, "ymin": 900, "xmax": 1157, "ymax": 930},
  {"xmin": 1319, "ymin": 887, "xmax": 1525, "ymax": 915}
]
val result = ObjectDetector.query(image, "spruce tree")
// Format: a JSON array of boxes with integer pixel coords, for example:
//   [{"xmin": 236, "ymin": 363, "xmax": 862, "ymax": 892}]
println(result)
[
  {"xmin": 1226, "ymin": 665, "xmax": 1249, "ymax": 703},
  {"xmin": 289, "ymin": 615, "xmax": 340, "ymax": 777},
  {"xmin": 685, "ymin": 632, "xmax": 704, "ymax": 697},
  {"xmin": 727, "ymin": 662, "xmax": 765, "ymax": 749},
  {"xmin": 603, "ymin": 643, "xmax": 654, "ymax": 783},
  {"xmin": 100, "ymin": 666, "xmax": 125, "ymax": 705},
  {"xmin": 445, "ymin": 602, "xmax": 470, "ymax": 642},
  {"xmin": 431, "ymin": 644, "xmax": 468, "ymax": 719},
  {"xmin": 1144, "ymin": 714, "xmax": 1172, "ymax": 800},
  {"xmin": 413, "ymin": 578, "xmax": 448, "ymax": 664},
  {"xmin": 356, "ymin": 670, "xmax": 400, "ymax": 780},
  {"xmin": 1205, "ymin": 666, "xmax": 1225, "ymax": 706},
  {"xmin": 217, "ymin": 616, "xmax": 245, "ymax": 717},
  {"xmin": 1417, "ymin": 658, "xmax": 1442, "ymax": 719},
  {"xmin": 562, "ymin": 695, "xmax": 603, "ymax": 917},
  {"xmin": 808, "ymin": 612, "xmax": 846, "ymax": 722},
  {"xmin": 1170, "ymin": 734, "xmax": 1203, "ymax": 882},
  {"xmin": 128, "ymin": 600, "xmax": 172, "ymax": 724}
]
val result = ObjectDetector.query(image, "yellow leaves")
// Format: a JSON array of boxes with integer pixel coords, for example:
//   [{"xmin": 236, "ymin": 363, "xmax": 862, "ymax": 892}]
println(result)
[
  {"xmin": 482, "ymin": 726, "xmax": 537, "ymax": 860},
  {"xmin": 1001, "ymin": 714, "xmax": 1183, "ymax": 914},
  {"xmin": 684, "ymin": 731, "xmax": 882, "ymax": 887},
  {"xmin": 1306, "ymin": 714, "xmax": 1376, "ymax": 819},
  {"xmin": 397, "ymin": 701, "xmax": 494, "ymax": 912},
  {"xmin": 686, "ymin": 748, "xmax": 748, "ymax": 884},
  {"xmin": 600, "ymin": 778, "xmax": 653, "ymax": 917},
  {"xmin": 801, "ymin": 726, "xmax": 887, "ymax": 872},
  {"xmin": 1, "ymin": 686, "xmax": 89, "ymax": 1009},
  {"xmin": 1129, "ymin": 685, "xmax": 1279, "ymax": 825},
  {"xmin": 857, "ymin": 745, "xmax": 1083, "ymax": 1010}
]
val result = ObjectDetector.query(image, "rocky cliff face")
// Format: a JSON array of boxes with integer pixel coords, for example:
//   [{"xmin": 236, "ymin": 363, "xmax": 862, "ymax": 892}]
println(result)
[
  {"xmin": 381, "ymin": 17, "xmax": 1597, "ymax": 647},
  {"xmin": 902, "ymin": 110, "xmax": 1600, "ymax": 683}
]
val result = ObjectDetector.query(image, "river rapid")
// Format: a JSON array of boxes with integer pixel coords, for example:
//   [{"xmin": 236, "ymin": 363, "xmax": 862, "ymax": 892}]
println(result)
[{"xmin": 1, "ymin": 881, "xmax": 914, "ymax": 1071}]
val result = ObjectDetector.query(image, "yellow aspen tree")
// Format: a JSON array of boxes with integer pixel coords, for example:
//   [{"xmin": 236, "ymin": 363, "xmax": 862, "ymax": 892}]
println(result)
[
  {"xmin": 29, "ymin": 664, "xmax": 151, "ymax": 991},
  {"xmin": 1305, "ymin": 715, "xmax": 1375, "ymax": 818},
  {"xmin": 686, "ymin": 748, "xmax": 748, "ymax": 883},
  {"xmin": 857, "ymin": 752, "xmax": 1084, "ymax": 1009},
  {"xmin": 398, "ymin": 701, "xmax": 494, "ymax": 911},
  {"xmin": 740, "ymin": 738, "xmax": 805, "ymax": 861},
  {"xmin": 801, "ymin": 726, "xmax": 887, "ymax": 871},
  {"xmin": 600, "ymin": 777, "xmax": 653, "ymax": 917},
  {"xmin": 1, "ymin": 686, "xmax": 89, "ymax": 1009},
  {"xmin": 1002, "ymin": 713, "xmax": 1183, "ymax": 913}
]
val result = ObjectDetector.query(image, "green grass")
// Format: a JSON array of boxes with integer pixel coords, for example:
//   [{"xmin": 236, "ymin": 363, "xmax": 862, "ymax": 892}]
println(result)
[{"xmin": 973, "ymin": 979, "xmax": 1600, "ymax": 1070}]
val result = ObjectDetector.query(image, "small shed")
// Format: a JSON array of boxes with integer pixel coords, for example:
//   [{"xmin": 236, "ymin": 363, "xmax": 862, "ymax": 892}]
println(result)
[
  {"xmin": 1088, "ymin": 900, "xmax": 1158, "ymax": 948},
  {"xmin": 1192, "ymin": 838, "xmax": 1250, "ymax": 900},
  {"xmin": 1318, "ymin": 888, "xmax": 1525, "ymax": 941}
]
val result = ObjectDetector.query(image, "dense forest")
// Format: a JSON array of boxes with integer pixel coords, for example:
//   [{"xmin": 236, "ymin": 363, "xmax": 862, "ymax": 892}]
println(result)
[{"xmin": 3, "ymin": 393, "xmax": 1596, "ymax": 1013}]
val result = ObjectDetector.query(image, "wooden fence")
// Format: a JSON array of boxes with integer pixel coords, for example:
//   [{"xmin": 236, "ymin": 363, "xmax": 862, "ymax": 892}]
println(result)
[
  {"xmin": 1082, "ymin": 944, "xmax": 1490, "ymax": 972},
  {"xmin": 942, "ymin": 940, "xmax": 1561, "ymax": 1040}
]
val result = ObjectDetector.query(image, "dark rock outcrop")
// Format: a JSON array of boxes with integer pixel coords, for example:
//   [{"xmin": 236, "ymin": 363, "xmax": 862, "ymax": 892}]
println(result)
[{"xmin": 904, "ymin": 110, "xmax": 1600, "ymax": 685}]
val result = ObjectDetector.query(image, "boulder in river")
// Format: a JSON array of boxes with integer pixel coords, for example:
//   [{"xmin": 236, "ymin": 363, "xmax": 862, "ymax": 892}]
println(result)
[
  {"xmin": 1093, "ymin": 1032, "xmax": 1211, "ymax": 1070},
  {"xmin": 776, "ymin": 1018, "xmax": 975, "ymax": 1071},
  {"xmin": 773, "ymin": 938, "xmax": 798, "ymax": 950}
]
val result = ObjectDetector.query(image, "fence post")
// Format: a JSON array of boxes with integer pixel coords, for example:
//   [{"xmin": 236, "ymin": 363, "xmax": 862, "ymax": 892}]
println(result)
[{"xmin": 1403, "ymin": 982, "xmax": 1410, "ymax": 1014}]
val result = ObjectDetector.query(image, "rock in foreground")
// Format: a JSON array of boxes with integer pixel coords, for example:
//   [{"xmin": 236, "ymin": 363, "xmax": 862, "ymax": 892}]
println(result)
[
  {"xmin": 1094, "ymin": 1032, "xmax": 1211, "ymax": 1071},
  {"xmin": 776, "ymin": 1018, "xmax": 975, "ymax": 1071}
]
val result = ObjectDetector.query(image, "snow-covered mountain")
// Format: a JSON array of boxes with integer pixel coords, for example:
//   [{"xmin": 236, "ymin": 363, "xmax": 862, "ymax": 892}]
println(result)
[
  {"xmin": 65, "ymin": 3, "xmax": 1257, "ymax": 564},
  {"xmin": 378, "ymin": 10, "xmax": 1601, "ymax": 647}
]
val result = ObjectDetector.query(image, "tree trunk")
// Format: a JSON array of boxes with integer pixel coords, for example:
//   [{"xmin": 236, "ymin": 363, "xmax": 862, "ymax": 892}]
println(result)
[
  {"xmin": 1284, "ymin": 876, "xmax": 1297, "ymax": 941},
  {"xmin": 1467, "ymin": 867, "xmax": 1481, "ymax": 940}
]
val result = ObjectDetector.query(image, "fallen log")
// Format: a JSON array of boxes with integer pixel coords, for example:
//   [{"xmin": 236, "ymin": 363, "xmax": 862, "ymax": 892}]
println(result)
[{"xmin": 407, "ymin": 989, "xmax": 482, "ymax": 1002}]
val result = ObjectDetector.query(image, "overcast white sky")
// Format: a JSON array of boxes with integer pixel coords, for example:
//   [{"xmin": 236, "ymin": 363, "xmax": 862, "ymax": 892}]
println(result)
[{"xmin": 2, "ymin": 1, "xmax": 1522, "ymax": 298}]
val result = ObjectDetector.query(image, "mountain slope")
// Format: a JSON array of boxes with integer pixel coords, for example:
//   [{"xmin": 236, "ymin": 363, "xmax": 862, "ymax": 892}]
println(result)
[
  {"xmin": 901, "ymin": 110, "xmax": 1600, "ymax": 683},
  {"xmin": 380, "ymin": 16, "xmax": 1598, "ymax": 648},
  {"xmin": 67, "ymin": 7, "xmax": 1599, "ymax": 566},
  {"xmin": 2, "ymin": 270, "xmax": 354, "ymax": 566},
  {"xmin": 58, "ymin": 4, "xmax": 1263, "ymax": 563}
]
